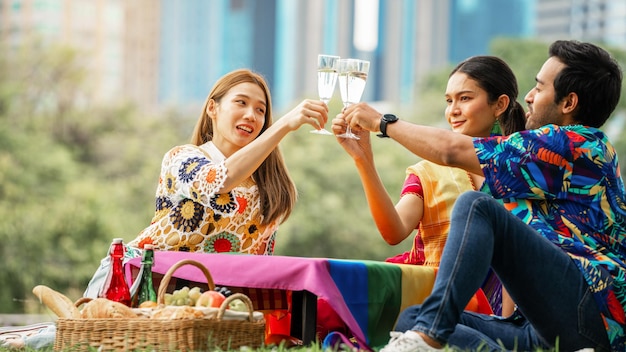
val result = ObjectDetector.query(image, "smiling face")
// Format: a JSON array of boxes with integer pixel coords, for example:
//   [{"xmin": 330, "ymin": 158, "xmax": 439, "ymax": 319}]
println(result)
[
  {"xmin": 445, "ymin": 72, "xmax": 503, "ymax": 137},
  {"xmin": 207, "ymin": 82, "xmax": 267, "ymax": 156}
]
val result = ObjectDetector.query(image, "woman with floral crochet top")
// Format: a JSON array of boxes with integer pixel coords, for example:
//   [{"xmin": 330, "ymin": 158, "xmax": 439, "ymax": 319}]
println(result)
[
  {"xmin": 126, "ymin": 68, "xmax": 328, "ymax": 255},
  {"xmin": 333, "ymin": 56, "xmax": 525, "ymax": 316},
  {"xmin": 84, "ymin": 68, "xmax": 329, "ymax": 298}
]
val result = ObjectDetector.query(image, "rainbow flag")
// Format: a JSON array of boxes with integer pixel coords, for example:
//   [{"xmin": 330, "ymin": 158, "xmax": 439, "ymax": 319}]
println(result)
[
  {"xmin": 126, "ymin": 252, "xmax": 437, "ymax": 350},
  {"xmin": 327, "ymin": 259, "xmax": 436, "ymax": 348}
]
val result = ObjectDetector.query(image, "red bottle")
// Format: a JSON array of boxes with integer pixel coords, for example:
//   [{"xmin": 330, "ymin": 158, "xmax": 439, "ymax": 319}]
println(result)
[{"xmin": 100, "ymin": 238, "xmax": 131, "ymax": 306}]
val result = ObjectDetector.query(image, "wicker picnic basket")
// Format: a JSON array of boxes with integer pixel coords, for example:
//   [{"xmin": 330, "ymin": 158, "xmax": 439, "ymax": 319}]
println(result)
[{"xmin": 54, "ymin": 259, "xmax": 266, "ymax": 351}]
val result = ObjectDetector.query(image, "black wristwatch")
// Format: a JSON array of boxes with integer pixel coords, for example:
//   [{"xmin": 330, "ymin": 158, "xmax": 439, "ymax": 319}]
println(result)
[{"xmin": 377, "ymin": 114, "xmax": 399, "ymax": 138}]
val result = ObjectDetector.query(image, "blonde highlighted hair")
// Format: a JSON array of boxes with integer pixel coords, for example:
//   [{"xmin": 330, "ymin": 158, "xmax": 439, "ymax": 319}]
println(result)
[{"xmin": 191, "ymin": 69, "xmax": 297, "ymax": 225}]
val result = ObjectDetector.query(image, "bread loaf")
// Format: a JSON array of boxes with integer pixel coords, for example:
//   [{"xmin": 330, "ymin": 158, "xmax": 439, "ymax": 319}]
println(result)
[
  {"xmin": 80, "ymin": 298, "xmax": 137, "ymax": 319},
  {"xmin": 151, "ymin": 306, "xmax": 205, "ymax": 319},
  {"xmin": 32, "ymin": 285, "xmax": 81, "ymax": 319}
]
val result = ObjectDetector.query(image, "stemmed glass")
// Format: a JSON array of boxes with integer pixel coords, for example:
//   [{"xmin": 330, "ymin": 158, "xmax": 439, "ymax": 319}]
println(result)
[
  {"xmin": 336, "ymin": 58, "xmax": 370, "ymax": 140},
  {"xmin": 311, "ymin": 54, "xmax": 340, "ymax": 135}
]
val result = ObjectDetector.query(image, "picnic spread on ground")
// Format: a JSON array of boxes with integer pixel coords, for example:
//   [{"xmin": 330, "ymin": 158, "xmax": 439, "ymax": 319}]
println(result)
[{"xmin": 125, "ymin": 250, "xmax": 439, "ymax": 349}]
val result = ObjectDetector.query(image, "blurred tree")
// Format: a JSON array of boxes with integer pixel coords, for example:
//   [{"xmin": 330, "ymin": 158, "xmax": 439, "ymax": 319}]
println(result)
[{"xmin": 0, "ymin": 38, "xmax": 185, "ymax": 312}]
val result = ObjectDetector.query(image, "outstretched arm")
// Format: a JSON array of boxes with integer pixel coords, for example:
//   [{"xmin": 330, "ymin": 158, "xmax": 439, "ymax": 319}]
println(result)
[
  {"xmin": 221, "ymin": 99, "xmax": 328, "ymax": 191},
  {"xmin": 341, "ymin": 103, "xmax": 483, "ymax": 175},
  {"xmin": 331, "ymin": 116, "xmax": 422, "ymax": 245}
]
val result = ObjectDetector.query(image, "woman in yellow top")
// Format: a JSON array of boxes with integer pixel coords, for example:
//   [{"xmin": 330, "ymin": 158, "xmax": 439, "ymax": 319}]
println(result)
[{"xmin": 333, "ymin": 56, "xmax": 525, "ymax": 316}]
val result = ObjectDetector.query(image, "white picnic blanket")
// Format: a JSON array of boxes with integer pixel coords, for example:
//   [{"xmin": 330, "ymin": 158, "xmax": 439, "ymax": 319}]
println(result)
[{"xmin": 0, "ymin": 322, "xmax": 56, "ymax": 349}]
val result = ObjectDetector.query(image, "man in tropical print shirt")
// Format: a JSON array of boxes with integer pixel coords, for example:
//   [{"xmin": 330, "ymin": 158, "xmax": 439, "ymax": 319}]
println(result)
[{"xmin": 335, "ymin": 40, "xmax": 626, "ymax": 351}]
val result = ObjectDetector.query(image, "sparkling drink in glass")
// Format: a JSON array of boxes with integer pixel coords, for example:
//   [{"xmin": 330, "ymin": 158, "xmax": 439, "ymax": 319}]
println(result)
[
  {"xmin": 337, "ymin": 59, "xmax": 370, "ymax": 139},
  {"xmin": 311, "ymin": 54, "xmax": 340, "ymax": 135}
]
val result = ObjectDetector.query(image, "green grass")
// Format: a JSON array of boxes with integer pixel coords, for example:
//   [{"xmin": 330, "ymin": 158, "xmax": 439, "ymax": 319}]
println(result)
[
  {"xmin": 0, "ymin": 330, "xmax": 562, "ymax": 351},
  {"xmin": 0, "ymin": 342, "xmax": 340, "ymax": 351}
]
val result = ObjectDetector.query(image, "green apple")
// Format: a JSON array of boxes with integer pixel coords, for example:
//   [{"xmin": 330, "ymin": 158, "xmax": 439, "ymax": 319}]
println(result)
[{"xmin": 227, "ymin": 298, "xmax": 248, "ymax": 312}]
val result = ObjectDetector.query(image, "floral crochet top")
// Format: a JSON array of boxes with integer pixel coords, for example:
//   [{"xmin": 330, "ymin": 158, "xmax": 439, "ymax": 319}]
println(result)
[
  {"xmin": 127, "ymin": 142, "xmax": 278, "ymax": 255},
  {"xmin": 474, "ymin": 124, "xmax": 626, "ymax": 350}
]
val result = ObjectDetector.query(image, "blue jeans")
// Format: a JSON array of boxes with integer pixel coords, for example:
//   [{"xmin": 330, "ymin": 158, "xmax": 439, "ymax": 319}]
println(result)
[{"xmin": 395, "ymin": 191, "xmax": 609, "ymax": 352}]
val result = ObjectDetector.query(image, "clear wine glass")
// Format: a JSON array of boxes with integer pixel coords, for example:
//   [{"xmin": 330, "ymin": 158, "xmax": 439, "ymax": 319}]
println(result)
[
  {"xmin": 337, "ymin": 58, "xmax": 370, "ymax": 140},
  {"xmin": 311, "ymin": 54, "xmax": 340, "ymax": 135}
]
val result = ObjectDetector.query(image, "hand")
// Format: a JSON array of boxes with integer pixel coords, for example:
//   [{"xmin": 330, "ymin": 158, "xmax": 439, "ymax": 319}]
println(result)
[
  {"xmin": 342, "ymin": 102, "xmax": 383, "ymax": 133},
  {"xmin": 332, "ymin": 113, "xmax": 373, "ymax": 162},
  {"xmin": 281, "ymin": 99, "xmax": 328, "ymax": 131}
]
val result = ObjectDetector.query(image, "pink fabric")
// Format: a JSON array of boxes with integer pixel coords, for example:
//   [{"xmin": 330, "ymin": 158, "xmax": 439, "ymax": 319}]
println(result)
[
  {"xmin": 400, "ymin": 173, "xmax": 424, "ymax": 199},
  {"xmin": 124, "ymin": 251, "xmax": 365, "ymax": 345}
]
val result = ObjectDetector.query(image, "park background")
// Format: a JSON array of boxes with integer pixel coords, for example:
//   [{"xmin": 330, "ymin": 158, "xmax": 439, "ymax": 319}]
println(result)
[{"xmin": 1, "ymin": 0, "xmax": 626, "ymax": 314}]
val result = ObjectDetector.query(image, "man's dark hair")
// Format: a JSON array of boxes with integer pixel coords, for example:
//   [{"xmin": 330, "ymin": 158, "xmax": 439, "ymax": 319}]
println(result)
[{"xmin": 549, "ymin": 40, "xmax": 622, "ymax": 127}]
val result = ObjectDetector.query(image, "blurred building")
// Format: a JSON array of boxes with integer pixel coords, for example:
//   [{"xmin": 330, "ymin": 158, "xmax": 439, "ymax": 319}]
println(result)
[
  {"xmin": 8, "ymin": 0, "xmax": 625, "ymax": 113},
  {"xmin": 124, "ymin": 0, "xmax": 160, "ymax": 109},
  {"xmin": 154, "ymin": 0, "xmax": 389, "ymax": 109},
  {"xmin": 535, "ymin": 0, "xmax": 626, "ymax": 47},
  {"xmin": 154, "ymin": 0, "xmax": 533, "ymax": 110},
  {"xmin": 449, "ymin": 0, "xmax": 535, "ymax": 63},
  {"xmin": 0, "ymin": 0, "xmax": 159, "ymax": 107}
]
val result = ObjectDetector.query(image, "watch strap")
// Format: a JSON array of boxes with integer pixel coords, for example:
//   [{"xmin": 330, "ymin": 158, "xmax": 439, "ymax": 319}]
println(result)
[{"xmin": 377, "ymin": 114, "xmax": 398, "ymax": 138}]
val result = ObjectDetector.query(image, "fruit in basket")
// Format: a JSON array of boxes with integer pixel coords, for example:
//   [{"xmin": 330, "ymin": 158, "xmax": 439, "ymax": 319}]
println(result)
[
  {"xmin": 188, "ymin": 286, "xmax": 202, "ymax": 303},
  {"xmin": 195, "ymin": 290, "xmax": 226, "ymax": 308},
  {"xmin": 214, "ymin": 286, "xmax": 233, "ymax": 297},
  {"xmin": 173, "ymin": 286, "xmax": 191, "ymax": 305},
  {"xmin": 164, "ymin": 286, "xmax": 206, "ymax": 306},
  {"xmin": 227, "ymin": 298, "xmax": 248, "ymax": 312},
  {"xmin": 164, "ymin": 286, "xmax": 190, "ymax": 306}
]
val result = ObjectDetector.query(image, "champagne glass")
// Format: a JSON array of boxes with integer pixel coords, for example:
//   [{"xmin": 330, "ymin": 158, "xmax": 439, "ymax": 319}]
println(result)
[
  {"xmin": 311, "ymin": 54, "xmax": 340, "ymax": 135},
  {"xmin": 337, "ymin": 58, "xmax": 370, "ymax": 140}
]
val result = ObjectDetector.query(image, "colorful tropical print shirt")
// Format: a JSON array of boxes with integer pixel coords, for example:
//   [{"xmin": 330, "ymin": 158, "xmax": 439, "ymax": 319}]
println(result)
[
  {"xmin": 127, "ymin": 142, "xmax": 278, "ymax": 255},
  {"xmin": 474, "ymin": 124, "xmax": 626, "ymax": 350}
]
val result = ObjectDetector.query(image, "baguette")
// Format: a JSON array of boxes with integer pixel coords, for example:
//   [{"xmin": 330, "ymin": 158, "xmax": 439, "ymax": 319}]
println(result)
[{"xmin": 32, "ymin": 285, "xmax": 81, "ymax": 319}]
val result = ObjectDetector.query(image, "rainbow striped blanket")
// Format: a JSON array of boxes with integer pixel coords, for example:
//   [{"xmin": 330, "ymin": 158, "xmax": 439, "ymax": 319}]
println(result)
[{"xmin": 125, "ymin": 251, "xmax": 436, "ymax": 349}]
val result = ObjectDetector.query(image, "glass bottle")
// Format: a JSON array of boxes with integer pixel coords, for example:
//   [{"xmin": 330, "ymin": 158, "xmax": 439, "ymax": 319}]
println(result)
[
  {"xmin": 130, "ymin": 244, "xmax": 157, "ymax": 308},
  {"xmin": 100, "ymin": 238, "xmax": 131, "ymax": 306}
]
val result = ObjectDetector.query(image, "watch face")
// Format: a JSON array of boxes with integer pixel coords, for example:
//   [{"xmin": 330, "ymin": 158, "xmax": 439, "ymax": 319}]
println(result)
[{"xmin": 384, "ymin": 114, "xmax": 398, "ymax": 122}]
